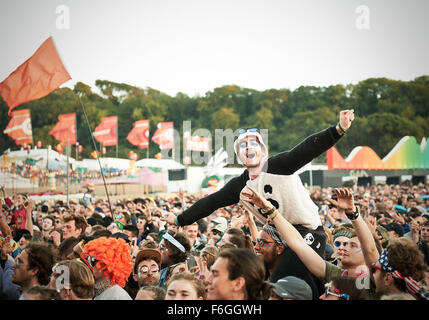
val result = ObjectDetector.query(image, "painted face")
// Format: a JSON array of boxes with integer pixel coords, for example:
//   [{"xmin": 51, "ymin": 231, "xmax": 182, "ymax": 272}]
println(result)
[
  {"xmin": 206, "ymin": 257, "xmax": 236, "ymax": 300},
  {"xmin": 237, "ymin": 136, "xmax": 263, "ymax": 168},
  {"xmin": 165, "ymin": 279, "xmax": 201, "ymax": 300},
  {"xmin": 136, "ymin": 259, "xmax": 160, "ymax": 287},
  {"xmin": 334, "ymin": 237, "xmax": 363, "ymax": 267}
]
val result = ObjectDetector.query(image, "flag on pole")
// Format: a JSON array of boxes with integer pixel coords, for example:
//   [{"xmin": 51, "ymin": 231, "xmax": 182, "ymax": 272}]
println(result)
[
  {"xmin": 127, "ymin": 120, "xmax": 149, "ymax": 149},
  {"xmin": 49, "ymin": 113, "xmax": 77, "ymax": 145},
  {"xmin": 0, "ymin": 36, "xmax": 71, "ymax": 114},
  {"xmin": 3, "ymin": 109, "xmax": 33, "ymax": 146},
  {"xmin": 152, "ymin": 122, "xmax": 174, "ymax": 150},
  {"xmin": 93, "ymin": 116, "xmax": 118, "ymax": 146}
]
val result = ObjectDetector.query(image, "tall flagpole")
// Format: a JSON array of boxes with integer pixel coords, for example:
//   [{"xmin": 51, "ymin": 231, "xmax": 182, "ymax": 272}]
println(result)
[
  {"xmin": 116, "ymin": 117, "xmax": 118, "ymax": 158},
  {"xmin": 76, "ymin": 95, "xmax": 113, "ymax": 213},
  {"xmin": 66, "ymin": 138, "xmax": 70, "ymax": 206}
]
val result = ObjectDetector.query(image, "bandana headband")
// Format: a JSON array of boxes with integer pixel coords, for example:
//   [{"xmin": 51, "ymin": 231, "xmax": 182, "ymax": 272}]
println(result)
[
  {"xmin": 378, "ymin": 250, "xmax": 429, "ymax": 300},
  {"xmin": 333, "ymin": 229, "xmax": 354, "ymax": 241},
  {"xmin": 263, "ymin": 224, "xmax": 287, "ymax": 247},
  {"xmin": 163, "ymin": 233, "xmax": 186, "ymax": 253}
]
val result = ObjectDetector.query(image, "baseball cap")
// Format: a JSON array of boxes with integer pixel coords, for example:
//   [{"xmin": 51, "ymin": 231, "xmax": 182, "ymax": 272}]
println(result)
[
  {"xmin": 271, "ymin": 276, "xmax": 313, "ymax": 300},
  {"xmin": 212, "ymin": 217, "xmax": 228, "ymax": 233},
  {"xmin": 382, "ymin": 223, "xmax": 404, "ymax": 237},
  {"xmin": 134, "ymin": 248, "xmax": 162, "ymax": 272}
]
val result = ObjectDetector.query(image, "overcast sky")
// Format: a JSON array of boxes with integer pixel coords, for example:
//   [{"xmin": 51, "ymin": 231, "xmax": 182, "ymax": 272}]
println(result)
[{"xmin": 1, "ymin": 0, "xmax": 428, "ymax": 97}]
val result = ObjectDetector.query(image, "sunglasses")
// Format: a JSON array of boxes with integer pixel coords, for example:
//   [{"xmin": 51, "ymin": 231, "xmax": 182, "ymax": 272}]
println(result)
[
  {"xmin": 238, "ymin": 127, "xmax": 259, "ymax": 134},
  {"xmin": 371, "ymin": 263, "xmax": 384, "ymax": 274},
  {"xmin": 333, "ymin": 241, "xmax": 362, "ymax": 252},
  {"xmin": 324, "ymin": 282, "xmax": 350, "ymax": 300},
  {"xmin": 138, "ymin": 265, "xmax": 160, "ymax": 276},
  {"xmin": 159, "ymin": 244, "xmax": 168, "ymax": 252},
  {"xmin": 256, "ymin": 238, "xmax": 276, "ymax": 247},
  {"xmin": 212, "ymin": 229, "xmax": 223, "ymax": 236}
]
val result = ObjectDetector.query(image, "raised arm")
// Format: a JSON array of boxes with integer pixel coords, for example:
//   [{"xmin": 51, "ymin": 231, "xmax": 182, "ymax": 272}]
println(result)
[
  {"xmin": 0, "ymin": 199, "xmax": 12, "ymax": 238},
  {"xmin": 267, "ymin": 109, "xmax": 354, "ymax": 175},
  {"xmin": 165, "ymin": 170, "xmax": 248, "ymax": 227},
  {"xmin": 23, "ymin": 198, "xmax": 34, "ymax": 236},
  {"xmin": 331, "ymin": 188, "xmax": 379, "ymax": 270},
  {"xmin": 241, "ymin": 186, "xmax": 327, "ymax": 281}
]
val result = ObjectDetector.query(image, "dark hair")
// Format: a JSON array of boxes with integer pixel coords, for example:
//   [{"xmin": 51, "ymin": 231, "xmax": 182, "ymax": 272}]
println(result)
[
  {"xmin": 218, "ymin": 248, "xmax": 270, "ymax": 300},
  {"xmin": 63, "ymin": 214, "xmax": 88, "ymax": 234},
  {"xmin": 58, "ymin": 236, "xmax": 79, "ymax": 259},
  {"xmin": 13, "ymin": 229, "xmax": 32, "ymax": 243},
  {"xmin": 165, "ymin": 232, "xmax": 191, "ymax": 265},
  {"xmin": 92, "ymin": 229, "xmax": 112, "ymax": 239},
  {"xmin": 331, "ymin": 276, "xmax": 368, "ymax": 300},
  {"xmin": 147, "ymin": 232, "xmax": 159, "ymax": 243},
  {"xmin": 224, "ymin": 228, "xmax": 254, "ymax": 250},
  {"xmin": 25, "ymin": 243, "xmax": 57, "ymax": 285},
  {"xmin": 124, "ymin": 225, "xmax": 139, "ymax": 238},
  {"xmin": 386, "ymin": 238, "xmax": 426, "ymax": 292},
  {"xmin": 23, "ymin": 286, "xmax": 62, "ymax": 300}
]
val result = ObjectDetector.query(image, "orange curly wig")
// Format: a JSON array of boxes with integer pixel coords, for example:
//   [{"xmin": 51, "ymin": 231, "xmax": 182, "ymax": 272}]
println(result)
[{"xmin": 81, "ymin": 237, "xmax": 133, "ymax": 288}]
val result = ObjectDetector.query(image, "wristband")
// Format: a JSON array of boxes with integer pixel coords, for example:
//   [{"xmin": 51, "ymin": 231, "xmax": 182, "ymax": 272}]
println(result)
[
  {"xmin": 260, "ymin": 206, "xmax": 275, "ymax": 218},
  {"xmin": 337, "ymin": 122, "xmax": 347, "ymax": 134},
  {"xmin": 267, "ymin": 210, "xmax": 278, "ymax": 223},
  {"xmin": 345, "ymin": 207, "xmax": 360, "ymax": 221}
]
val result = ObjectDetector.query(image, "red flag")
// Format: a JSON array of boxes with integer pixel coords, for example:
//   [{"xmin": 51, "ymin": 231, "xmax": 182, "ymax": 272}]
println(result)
[
  {"xmin": 93, "ymin": 116, "xmax": 118, "ymax": 146},
  {"xmin": 127, "ymin": 120, "xmax": 149, "ymax": 149},
  {"xmin": 152, "ymin": 122, "xmax": 174, "ymax": 150},
  {"xmin": 0, "ymin": 37, "xmax": 71, "ymax": 114},
  {"xmin": 49, "ymin": 113, "xmax": 76, "ymax": 145},
  {"xmin": 3, "ymin": 109, "xmax": 33, "ymax": 146},
  {"xmin": 185, "ymin": 136, "xmax": 210, "ymax": 152}
]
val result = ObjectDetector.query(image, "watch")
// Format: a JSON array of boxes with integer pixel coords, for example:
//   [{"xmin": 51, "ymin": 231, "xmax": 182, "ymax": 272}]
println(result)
[{"xmin": 345, "ymin": 207, "xmax": 360, "ymax": 221}]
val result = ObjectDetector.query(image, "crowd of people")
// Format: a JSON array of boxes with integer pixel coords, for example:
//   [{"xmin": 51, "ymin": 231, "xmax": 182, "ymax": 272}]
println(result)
[
  {"xmin": 1, "ymin": 109, "xmax": 428, "ymax": 301},
  {"xmin": 1, "ymin": 181, "xmax": 428, "ymax": 301}
]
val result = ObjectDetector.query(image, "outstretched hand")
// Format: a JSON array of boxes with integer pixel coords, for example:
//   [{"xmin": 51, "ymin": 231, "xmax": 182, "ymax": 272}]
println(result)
[
  {"xmin": 328, "ymin": 188, "xmax": 356, "ymax": 213},
  {"xmin": 241, "ymin": 186, "xmax": 272, "ymax": 212},
  {"xmin": 160, "ymin": 211, "xmax": 176, "ymax": 226}
]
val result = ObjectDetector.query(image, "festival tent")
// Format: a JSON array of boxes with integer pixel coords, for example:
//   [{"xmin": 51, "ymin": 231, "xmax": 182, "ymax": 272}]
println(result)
[
  {"xmin": 134, "ymin": 158, "xmax": 186, "ymax": 192},
  {"xmin": 1, "ymin": 148, "xmax": 75, "ymax": 171},
  {"xmin": 74, "ymin": 157, "xmax": 132, "ymax": 172}
]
